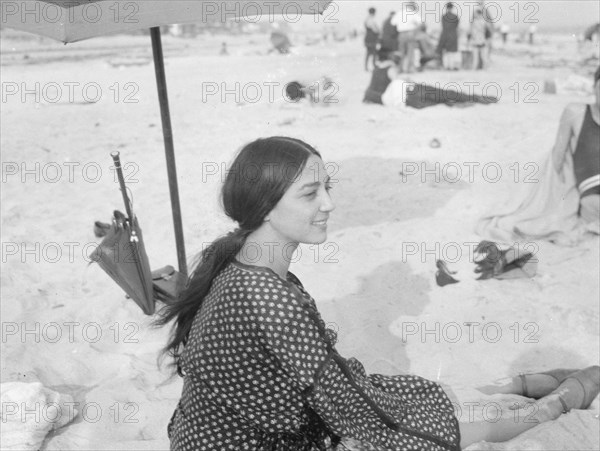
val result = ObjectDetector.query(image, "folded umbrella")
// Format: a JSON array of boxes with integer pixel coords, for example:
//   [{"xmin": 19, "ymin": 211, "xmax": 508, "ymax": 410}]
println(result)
[{"xmin": 90, "ymin": 152, "xmax": 155, "ymax": 315}]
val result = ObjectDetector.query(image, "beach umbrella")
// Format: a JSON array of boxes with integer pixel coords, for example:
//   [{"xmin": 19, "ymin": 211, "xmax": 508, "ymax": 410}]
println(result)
[{"xmin": 2, "ymin": 0, "xmax": 333, "ymax": 280}]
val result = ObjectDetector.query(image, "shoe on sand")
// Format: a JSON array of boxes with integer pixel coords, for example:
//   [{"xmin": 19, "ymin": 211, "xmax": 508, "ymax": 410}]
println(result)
[
  {"xmin": 556, "ymin": 366, "xmax": 600, "ymax": 412},
  {"xmin": 435, "ymin": 260, "xmax": 459, "ymax": 287}
]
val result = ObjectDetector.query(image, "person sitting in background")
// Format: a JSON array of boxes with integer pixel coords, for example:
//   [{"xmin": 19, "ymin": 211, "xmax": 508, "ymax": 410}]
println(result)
[
  {"xmin": 362, "ymin": 49, "xmax": 396, "ymax": 104},
  {"xmin": 414, "ymin": 23, "xmax": 442, "ymax": 70},
  {"xmin": 552, "ymin": 66, "xmax": 600, "ymax": 223},
  {"xmin": 476, "ymin": 67, "xmax": 600, "ymax": 244}
]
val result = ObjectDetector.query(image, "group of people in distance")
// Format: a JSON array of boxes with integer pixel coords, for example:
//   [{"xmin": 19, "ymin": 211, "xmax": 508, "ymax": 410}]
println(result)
[{"xmin": 364, "ymin": 2, "xmax": 494, "ymax": 72}]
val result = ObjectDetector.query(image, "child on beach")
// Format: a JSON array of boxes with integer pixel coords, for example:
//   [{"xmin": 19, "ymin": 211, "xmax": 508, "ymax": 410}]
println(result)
[{"xmin": 157, "ymin": 136, "xmax": 599, "ymax": 450}]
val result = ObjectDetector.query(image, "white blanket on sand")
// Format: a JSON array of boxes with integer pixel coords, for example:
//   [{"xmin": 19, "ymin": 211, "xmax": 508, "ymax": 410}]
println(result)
[
  {"xmin": 1, "ymin": 382, "xmax": 78, "ymax": 451},
  {"xmin": 476, "ymin": 152, "xmax": 599, "ymax": 246}
]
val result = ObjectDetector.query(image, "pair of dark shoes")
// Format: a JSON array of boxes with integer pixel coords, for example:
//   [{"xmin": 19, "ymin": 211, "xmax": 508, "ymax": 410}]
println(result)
[
  {"xmin": 519, "ymin": 366, "xmax": 600, "ymax": 412},
  {"xmin": 435, "ymin": 240, "xmax": 537, "ymax": 287},
  {"xmin": 435, "ymin": 241, "xmax": 506, "ymax": 286}
]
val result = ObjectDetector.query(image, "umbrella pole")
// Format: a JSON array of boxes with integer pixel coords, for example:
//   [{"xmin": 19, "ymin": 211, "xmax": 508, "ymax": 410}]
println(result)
[{"xmin": 150, "ymin": 27, "xmax": 188, "ymax": 278}]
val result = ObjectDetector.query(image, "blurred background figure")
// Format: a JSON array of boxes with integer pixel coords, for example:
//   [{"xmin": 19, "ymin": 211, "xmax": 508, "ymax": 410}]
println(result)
[
  {"xmin": 468, "ymin": 7, "xmax": 493, "ymax": 70},
  {"xmin": 583, "ymin": 22, "xmax": 600, "ymax": 42},
  {"xmin": 437, "ymin": 2, "xmax": 460, "ymax": 70},
  {"xmin": 363, "ymin": 49, "xmax": 396, "ymax": 104},
  {"xmin": 500, "ymin": 22, "xmax": 510, "ymax": 45},
  {"xmin": 379, "ymin": 11, "xmax": 398, "ymax": 54},
  {"xmin": 392, "ymin": 1, "xmax": 422, "ymax": 73},
  {"xmin": 528, "ymin": 24, "xmax": 538, "ymax": 45},
  {"xmin": 414, "ymin": 24, "xmax": 441, "ymax": 70},
  {"xmin": 270, "ymin": 23, "xmax": 292, "ymax": 54},
  {"xmin": 364, "ymin": 7, "xmax": 380, "ymax": 71},
  {"xmin": 220, "ymin": 42, "xmax": 228, "ymax": 56}
]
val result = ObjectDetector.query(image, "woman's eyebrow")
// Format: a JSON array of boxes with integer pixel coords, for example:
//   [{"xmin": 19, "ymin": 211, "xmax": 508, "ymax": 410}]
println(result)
[
  {"xmin": 299, "ymin": 181, "xmax": 320, "ymax": 190},
  {"xmin": 299, "ymin": 176, "xmax": 331, "ymax": 190}
]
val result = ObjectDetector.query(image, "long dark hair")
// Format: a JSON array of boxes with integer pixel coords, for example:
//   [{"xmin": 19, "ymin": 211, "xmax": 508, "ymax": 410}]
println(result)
[{"xmin": 154, "ymin": 137, "xmax": 320, "ymax": 373}]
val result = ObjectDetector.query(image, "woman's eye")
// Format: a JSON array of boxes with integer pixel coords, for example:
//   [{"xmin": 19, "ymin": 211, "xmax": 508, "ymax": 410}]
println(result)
[{"xmin": 305, "ymin": 191, "xmax": 317, "ymax": 198}]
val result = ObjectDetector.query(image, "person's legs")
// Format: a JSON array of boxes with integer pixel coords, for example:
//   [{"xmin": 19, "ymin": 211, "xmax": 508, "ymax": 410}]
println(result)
[
  {"xmin": 365, "ymin": 45, "xmax": 376, "ymax": 71},
  {"xmin": 405, "ymin": 83, "xmax": 494, "ymax": 108},
  {"xmin": 477, "ymin": 371, "xmax": 575, "ymax": 397},
  {"xmin": 460, "ymin": 366, "xmax": 600, "ymax": 448},
  {"xmin": 397, "ymin": 32, "xmax": 409, "ymax": 72},
  {"xmin": 404, "ymin": 83, "xmax": 445, "ymax": 108},
  {"xmin": 475, "ymin": 45, "xmax": 485, "ymax": 70},
  {"xmin": 405, "ymin": 33, "xmax": 416, "ymax": 73}
]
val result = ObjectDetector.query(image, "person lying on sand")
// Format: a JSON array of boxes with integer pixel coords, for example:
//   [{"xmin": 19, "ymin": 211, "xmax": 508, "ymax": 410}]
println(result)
[
  {"xmin": 476, "ymin": 67, "xmax": 600, "ymax": 244},
  {"xmin": 284, "ymin": 77, "xmax": 337, "ymax": 106},
  {"xmin": 156, "ymin": 136, "xmax": 600, "ymax": 450},
  {"xmin": 363, "ymin": 50, "xmax": 497, "ymax": 108}
]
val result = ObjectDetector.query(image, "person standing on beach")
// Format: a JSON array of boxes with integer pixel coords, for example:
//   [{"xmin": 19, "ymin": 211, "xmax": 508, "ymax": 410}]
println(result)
[
  {"xmin": 364, "ymin": 7, "xmax": 380, "ymax": 71},
  {"xmin": 468, "ymin": 7, "xmax": 492, "ymax": 70},
  {"xmin": 392, "ymin": 1, "xmax": 422, "ymax": 73},
  {"xmin": 158, "ymin": 136, "xmax": 600, "ymax": 450},
  {"xmin": 379, "ymin": 11, "xmax": 399, "ymax": 54},
  {"xmin": 500, "ymin": 23, "xmax": 510, "ymax": 45},
  {"xmin": 437, "ymin": 2, "xmax": 460, "ymax": 70},
  {"xmin": 528, "ymin": 24, "xmax": 537, "ymax": 45}
]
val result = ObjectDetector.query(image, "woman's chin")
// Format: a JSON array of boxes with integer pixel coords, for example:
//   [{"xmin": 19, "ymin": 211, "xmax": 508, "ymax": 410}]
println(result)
[{"xmin": 307, "ymin": 232, "xmax": 328, "ymax": 245}]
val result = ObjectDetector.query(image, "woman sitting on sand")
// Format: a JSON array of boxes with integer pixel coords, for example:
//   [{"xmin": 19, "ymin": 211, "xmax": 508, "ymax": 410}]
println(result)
[
  {"xmin": 363, "ymin": 50, "xmax": 497, "ymax": 108},
  {"xmin": 552, "ymin": 67, "xmax": 600, "ymax": 222},
  {"xmin": 157, "ymin": 136, "xmax": 599, "ymax": 450},
  {"xmin": 477, "ymin": 67, "xmax": 600, "ymax": 244}
]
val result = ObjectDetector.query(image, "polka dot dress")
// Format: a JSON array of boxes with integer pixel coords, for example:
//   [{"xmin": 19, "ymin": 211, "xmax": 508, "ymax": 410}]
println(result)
[{"xmin": 167, "ymin": 261, "xmax": 461, "ymax": 450}]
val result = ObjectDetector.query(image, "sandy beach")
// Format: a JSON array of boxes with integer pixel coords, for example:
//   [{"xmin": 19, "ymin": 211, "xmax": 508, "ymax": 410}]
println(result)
[{"xmin": 1, "ymin": 19, "xmax": 599, "ymax": 451}]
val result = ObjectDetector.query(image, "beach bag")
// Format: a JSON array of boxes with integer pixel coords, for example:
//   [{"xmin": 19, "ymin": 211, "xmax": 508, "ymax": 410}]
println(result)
[{"xmin": 152, "ymin": 265, "xmax": 187, "ymax": 304}]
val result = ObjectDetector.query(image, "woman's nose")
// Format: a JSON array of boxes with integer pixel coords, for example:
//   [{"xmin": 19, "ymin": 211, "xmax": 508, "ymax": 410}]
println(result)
[{"xmin": 320, "ymin": 191, "xmax": 335, "ymax": 212}]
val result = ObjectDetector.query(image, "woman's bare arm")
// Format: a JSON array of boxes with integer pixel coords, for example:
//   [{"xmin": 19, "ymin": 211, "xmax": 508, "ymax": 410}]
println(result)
[{"xmin": 551, "ymin": 104, "xmax": 579, "ymax": 180}]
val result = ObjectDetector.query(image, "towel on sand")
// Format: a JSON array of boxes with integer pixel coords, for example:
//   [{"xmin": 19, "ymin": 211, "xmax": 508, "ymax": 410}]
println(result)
[{"xmin": 476, "ymin": 152, "xmax": 599, "ymax": 246}]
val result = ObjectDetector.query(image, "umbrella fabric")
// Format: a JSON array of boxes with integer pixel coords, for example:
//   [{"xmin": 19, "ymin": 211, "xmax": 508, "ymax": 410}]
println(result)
[
  {"xmin": 2, "ymin": 0, "xmax": 333, "ymax": 43},
  {"xmin": 90, "ymin": 210, "xmax": 155, "ymax": 315}
]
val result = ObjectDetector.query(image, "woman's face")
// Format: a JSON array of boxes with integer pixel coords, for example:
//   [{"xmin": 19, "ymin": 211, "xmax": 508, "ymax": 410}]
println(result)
[{"xmin": 265, "ymin": 154, "xmax": 335, "ymax": 245}]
